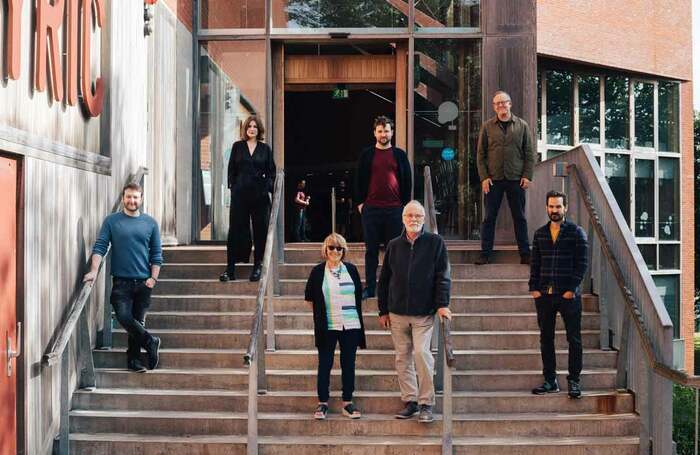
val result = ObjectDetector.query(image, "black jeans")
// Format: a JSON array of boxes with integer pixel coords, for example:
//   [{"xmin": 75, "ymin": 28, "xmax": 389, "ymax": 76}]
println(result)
[
  {"xmin": 361, "ymin": 205, "xmax": 403, "ymax": 292},
  {"xmin": 111, "ymin": 278, "xmax": 154, "ymax": 362},
  {"xmin": 480, "ymin": 179, "xmax": 530, "ymax": 256},
  {"xmin": 534, "ymin": 294, "xmax": 583, "ymax": 383},
  {"xmin": 317, "ymin": 329, "xmax": 362, "ymax": 402},
  {"xmin": 227, "ymin": 187, "xmax": 270, "ymax": 270}
]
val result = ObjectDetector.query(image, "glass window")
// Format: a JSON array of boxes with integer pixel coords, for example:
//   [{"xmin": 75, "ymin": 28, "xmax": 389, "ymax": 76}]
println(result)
[
  {"xmin": 658, "ymin": 158, "xmax": 679, "ymax": 240},
  {"xmin": 638, "ymin": 244, "xmax": 656, "ymax": 270},
  {"xmin": 414, "ymin": 0, "xmax": 480, "ymax": 29},
  {"xmin": 547, "ymin": 150, "xmax": 565, "ymax": 160},
  {"xmin": 659, "ymin": 244, "xmax": 680, "ymax": 270},
  {"xmin": 658, "ymin": 82, "xmax": 680, "ymax": 152},
  {"xmin": 605, "ymin": 153, "xmax": 630, "ymax": 223},
  {"xmin": 634, "ymin": 159, "xmax": 654, "ymax": 237},
  {"xmin": 200, "ymin": 0, "xmax": 265, "ymax": 28},
  {"xmin": 633, "ymin": 82, "xmax": 654, "ymax": 148},
  {"xmin": 413, "ymin": 39, "xmax": 481, "ymax": 240},
  {"xmin": 197, "ymin": 41, "xmax": 268, "ymax": 240},
  {"xmin": 546, "ymin": 70, "xmax": 572, "ymax": 145},
  {"xmin": 272, "ymin": 0, "xmax": 407, "ymax": 28},
  {"xmin": 578, "ymin": 75, "xmax": 600, "ymax": 144},
  {"xmin": 604, "ymin": 76, "xmax": 629, "ymax": 149},
  {"xmin": 653, "ymin": 275, "xmax": 680, "ymax": 338}
]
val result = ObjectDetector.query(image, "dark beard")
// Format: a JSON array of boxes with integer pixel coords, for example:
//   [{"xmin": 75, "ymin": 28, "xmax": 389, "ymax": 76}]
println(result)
[{"xmin": 548, "ymin": 213, "xmax": 562, "ymax": 222}]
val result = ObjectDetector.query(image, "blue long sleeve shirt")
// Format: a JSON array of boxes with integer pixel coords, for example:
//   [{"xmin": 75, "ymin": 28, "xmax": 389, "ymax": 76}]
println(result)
[
  {"xmin": 92, "ymin": 212, "xmax": 163, "ymax": 279},
  {"xmin": 528, "ymin": 220, "xmax": 588, "ymax": 295}
]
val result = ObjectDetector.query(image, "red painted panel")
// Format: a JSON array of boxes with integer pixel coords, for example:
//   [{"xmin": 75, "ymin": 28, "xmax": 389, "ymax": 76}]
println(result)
[{"xmin": 0, "ymin": 156, "xmax": 17, "ymax": 455}]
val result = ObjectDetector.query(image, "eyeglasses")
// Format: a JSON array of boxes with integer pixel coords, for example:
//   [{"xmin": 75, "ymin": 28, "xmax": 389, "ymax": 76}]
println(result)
[
  {"xmin": 327, "ymin": 245, "xmax": 344, "ymax": 252},
  {"xmin": 492, "ymin": 100, "xmax": 511, "ymax": 106},
  {"xmin": 403, "ymin": 214, "xmax": 425, "ymax": 219}
]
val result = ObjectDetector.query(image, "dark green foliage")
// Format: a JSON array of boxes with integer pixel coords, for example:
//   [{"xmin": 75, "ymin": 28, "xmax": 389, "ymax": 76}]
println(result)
[{"xmin": 673, "ymin": 384, "xmax": 697, "ymax": 455}]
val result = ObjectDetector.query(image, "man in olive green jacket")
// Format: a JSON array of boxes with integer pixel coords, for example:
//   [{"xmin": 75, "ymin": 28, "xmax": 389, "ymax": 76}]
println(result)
[{"xmin": 475, "ymin": 91, "xmax": 535, "ymax": 265}]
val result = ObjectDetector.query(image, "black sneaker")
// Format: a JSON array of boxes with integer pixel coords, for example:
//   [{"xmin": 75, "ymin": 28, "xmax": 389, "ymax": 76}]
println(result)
[
  {"xmin": 418, "ymin": 404, "xmax": 434, "ymax": 423},
  {"xmin": 127, "ymin": 359, "xmax": 147, "ymax": 373},
  {"xmin": 342, "ymin": 402, "xmax": 361, "ymax": 419},
  {"xmin": 146, "ymin": 336, "xmax": 161, "ymax": 370},
  {"xmin": 314, "ymin": 403, "xmax": 329, "ymax": 420},
  {"xmin": 361, "ymin": 288, "xmax": 375, "ymax": 300},
  {"xmin": 395, "ymin": 401, "xmax": 419, "ymax": 419},
  {"xmin": 532, "ymin": 378, "xmax": 560, "ymax": 395},
  {"xmin": 474, "ymin": 254, "xmax": 490, "ymax": 265},
  {"xmin": 520, "ymin": 254, "xmax": 531, "ymax": 265},
  {"xmin": 568, "ymin": 380, "xmax": 582, "ymax": 399},
  {"xmin": 219, "ymin": 270, "xmax": 235, "ymax": 282},
  {"xmin": 249, "ymin": 264, "xmax": 262, "ymax": 282}
]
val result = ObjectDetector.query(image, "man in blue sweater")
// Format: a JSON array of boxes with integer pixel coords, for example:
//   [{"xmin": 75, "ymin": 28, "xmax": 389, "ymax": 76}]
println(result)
[
  {"xmin": 529, "ymin": 190, "xmax": 588, "ymax": 398},
  {"xmin": 84, "ymin": 183, "xmax": 163, "ymax": 372}
]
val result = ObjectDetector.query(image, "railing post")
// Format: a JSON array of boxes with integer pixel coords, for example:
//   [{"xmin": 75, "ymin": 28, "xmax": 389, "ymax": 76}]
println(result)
[
  {"xmin": 442, "ymin": 338, "xmax": 453, "ymax": 455},
  {"xmin": 247, "ymin": 354, "xmax": 259, "ymax": 455},
  {"xmin": 78, "ymin": 308, "xmax": 96, "ymax": 389},
  {"xmin": 57, "ymin": 351, "xmax": 70, "ymax": 455},
  {"xmin": 615, "ymin": 306, "xmax": 630, "ymax": 390},
  {"xmin": 99, "ymin": 257, "xmax": 113, "ymax": 349},
  {"xmin": 266, "ymin": 272, "xmax": 276, "ymax": 352},
  {"xmin": 257, "ymin": 322, "xmax": 267, "ymax": 393},
  {"xmin": 435, "ymin": 319, "xmax": 444, "ymax": 393}
]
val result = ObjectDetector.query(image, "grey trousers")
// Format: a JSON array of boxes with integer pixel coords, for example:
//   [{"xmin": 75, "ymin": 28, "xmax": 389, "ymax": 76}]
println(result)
[{"xmin": 389, "ymin": 313, "xmax": 435, "ymax": 406}]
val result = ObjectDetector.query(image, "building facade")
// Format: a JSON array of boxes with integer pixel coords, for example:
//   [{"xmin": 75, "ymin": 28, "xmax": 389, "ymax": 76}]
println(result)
[{"xmin": 0, "ymin": 1, "xmax": 693, "ymax": 453}]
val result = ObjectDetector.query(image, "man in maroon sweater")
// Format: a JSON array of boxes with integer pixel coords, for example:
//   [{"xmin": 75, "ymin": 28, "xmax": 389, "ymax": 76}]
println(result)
[{"xmin": 354, "ymin": 116, "xmax": 413, "ymax": 299}]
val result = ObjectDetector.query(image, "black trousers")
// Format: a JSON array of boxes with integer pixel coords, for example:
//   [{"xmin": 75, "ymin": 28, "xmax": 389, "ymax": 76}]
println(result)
[
  {"xmin": 480, "ymin": 179, "xmax": 530, "ymax": 256},
  {"xmin": 361, "ymin": 205, "xmax": 403, "ymax": 292},
  {"xmin": 317, "ymin": 329, "xmax": 362, "ymax": 402},
  {"xmin": 534, "ymin": 294, "xmax": 583, "ymax": 383},
  {"xmin": 111, "ymin": 278, "xmax": 154, "ymax": 362},
  {"xmin": 227, "ymin": 188, "xmax": 270, "ymax": 270}
]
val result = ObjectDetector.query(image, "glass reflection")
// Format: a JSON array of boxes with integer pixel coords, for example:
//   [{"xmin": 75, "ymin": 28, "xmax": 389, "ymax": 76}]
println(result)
[
  {"xmin": 604, "ymin": 153, "xmax": 630, "ymax": 223},
  {"xmin": 546, "ymin": 70, "xmax": 572, "ymax": 145},
  {"xmin": 272, "ymin": 0, "xmax": 407, "ymax": 28},
  {"xmin": 200, "ymin": 0, "xmax": 265, "ymax": 28},
  {"xmin": 413, "ymin": 39, "xmax": 481, "ymax": 239},
  {"xmin": 659, "ymin": 244, "xmax": 680, "ymax": 270},
  {"xmin": 414, "ymin": 0, "xmax": 480, "ymax": 29},
  {"xmin": 634, "ymin": 82, "xmax": 654, "ymax": 147},
  {"xmin": 658, "ymin": 82, "xmax": 679, "ymax": 152},
  {"xmin": 653, "ymin": 275, "xmax": 680, "ymax": 338},
  {"xmin": 634, "ymin": 159, "xmax": 654, "ymax": 237},
  {"xmin": 638, "ymin": 244, "xmax": 656, "ymax": 270},
  {"xmin": 604, "ymin": 76, "xmax": 629, "ymax": 149},
  {"xmin": 658, "ymin": 158, "xmax": 679, "ymax": 240},
  {"xmin": 578, "ymin": 75, "xmax": 600, "ymax": 144},
  {"xmin": 197, "ymin": 41, "xmax": 267, "ymax": 240}
]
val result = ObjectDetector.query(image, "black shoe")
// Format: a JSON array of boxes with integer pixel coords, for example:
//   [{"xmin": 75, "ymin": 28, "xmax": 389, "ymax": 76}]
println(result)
[
  {"xmin": 314, "ymin": 403, "xmax": 329, "ymax": 420},
  {"xmin": 146, "ymin": 336, "xmax": 161, "ymax": 370},
  {"xmin": 219, "ymin": 269, "xmax": 235, "ymax": 282},
  {"xmin": 249, "ymin": 264, "xmax": 262, "ymax": 282},
  {"xmin": 127, "ymin": 359, "xmax": 147, "ymax": 373},
  {"xmin": 361, "ymin": 288, "xmax": 375, "ymax": 300},
  {"xmin": 342, "ymin": 402, "xmax": 361, "ymax": 419},
  {"xmin": 568, "ymin": 380, "xmax": 582, "ymax": 399},
  {"xmin": 418, "ymin": 404, "xmax": 434, "ymax": 423},
  {"xmin": 532, "ymin": 378, "xmax": 560, "ymax": 395},
  {"xmin": 520, "ymin": 254, "xmax": 531, "ymax": 265},
  {"xmin": 474, "ymin": 254, "xmax": 490, "ymax": 265},
  {"xmin": 395, "ymin": 401, "xmax": 419, "ymax": 419}
]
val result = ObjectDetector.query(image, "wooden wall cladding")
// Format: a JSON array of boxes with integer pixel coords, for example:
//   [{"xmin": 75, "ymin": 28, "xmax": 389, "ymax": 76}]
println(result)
[{"xmin": 285, "ymin": 55, "xmax": 396, "ymax": 84}]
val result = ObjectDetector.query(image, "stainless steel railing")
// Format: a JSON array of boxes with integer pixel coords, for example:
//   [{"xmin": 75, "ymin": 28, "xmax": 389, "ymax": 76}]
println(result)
[{"xmin": 243, "ymin": 169, "xmax": 284, "ymax": 455}]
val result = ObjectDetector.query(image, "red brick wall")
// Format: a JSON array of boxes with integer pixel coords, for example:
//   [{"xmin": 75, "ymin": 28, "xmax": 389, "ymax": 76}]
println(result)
[{"xmin": 539, "ymin": 0, "xmax": 694, "ymax": 372}]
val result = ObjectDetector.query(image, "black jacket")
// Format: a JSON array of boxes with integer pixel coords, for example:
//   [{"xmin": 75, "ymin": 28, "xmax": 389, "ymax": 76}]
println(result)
[
  {"xmin": 228, "ymin": 141, "xmax": 276, "ymax": 194},
  {"xmin": 354, "ymin": 146, "xmax": 412, "ymax": 207},
  {"xmin": 528, "ymin": 220, "xmax": 588, "ymax": 295},
  {"xmin": 377, "ymin": 230, "xmax": 451, "ymax": 316},
  {"xmin": 304, "ymin": 262, "xmax": 367, "ymax": 349}
]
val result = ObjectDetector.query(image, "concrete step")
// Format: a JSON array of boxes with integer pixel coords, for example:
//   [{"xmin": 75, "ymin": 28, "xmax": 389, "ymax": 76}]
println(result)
[
  {"xmin": 159, "ymin": 263, "xmax": 530, "ymax": 280},
  {"xmin": 72, "ymin": 389, "xmax": 634, "ymax": 414},
  {"xmin": 69, "ymin": 410, "xmax": 639, "ymax": 438},
  {"xmin": 94, "ymin": 348, "xmax": 247, "ymax": 369},
  {"xmin": 112, "ymin": 328, "xmax": 602, "ymax": 350},
  {"xmin": 153, "ymin": 278, "xmax": 530, "ymax": 296},
  {"xmin": 94, "ymin": 368, "xmax": 248, "ymax": 390},
  {"xmin": 148, "ymin": 294, "xmax": 600, "ymax": 313},
  {"xmin": 162, "ymin": 245, "xmax": 521, "ymax": 265}
]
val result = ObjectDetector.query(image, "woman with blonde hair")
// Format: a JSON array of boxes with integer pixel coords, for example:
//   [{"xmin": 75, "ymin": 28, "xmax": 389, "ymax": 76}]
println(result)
[
  {"xmin": 220, "ymin": 115, "xmax": 276, "ymax": 282},
  {"xmin": 304, "ymin": 233, "xmax": 366, "ymax": 420}
]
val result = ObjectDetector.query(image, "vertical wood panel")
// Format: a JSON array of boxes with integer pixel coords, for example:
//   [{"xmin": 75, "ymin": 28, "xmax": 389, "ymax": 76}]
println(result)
[
  {"xmin": 395, "ymin": 43, "xmax": 407, "ymax": 150},
  {"xmin": 285, "ymin": 55, "xmax": 396, "ymax": 84}
]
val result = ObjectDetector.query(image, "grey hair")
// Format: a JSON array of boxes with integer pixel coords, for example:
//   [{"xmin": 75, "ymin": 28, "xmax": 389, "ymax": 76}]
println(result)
[
  {"xmin": 493, "ymin": 90, "xmax": 511, "ymax": 100},
  {"xmin": 402, "ymin": 200, "xmax": 426, "ymax": 216}
]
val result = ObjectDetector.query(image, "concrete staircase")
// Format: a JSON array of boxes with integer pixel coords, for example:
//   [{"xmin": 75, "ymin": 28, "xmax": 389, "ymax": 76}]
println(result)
[{"xmin": 69, "ymin": 243, "xmax": 640, "ymax": 454}]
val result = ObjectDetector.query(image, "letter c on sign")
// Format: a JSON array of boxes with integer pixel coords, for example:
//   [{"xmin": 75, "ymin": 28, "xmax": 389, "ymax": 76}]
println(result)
[{"xmin": 81, "ymin": 0, "xmax": 105, "ymax": 117}]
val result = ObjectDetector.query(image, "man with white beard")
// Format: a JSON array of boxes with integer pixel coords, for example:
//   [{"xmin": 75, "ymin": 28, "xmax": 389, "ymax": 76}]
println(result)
[{"xmin": 377, "ymin": 200, "xmax": 452, "ymax": 423}]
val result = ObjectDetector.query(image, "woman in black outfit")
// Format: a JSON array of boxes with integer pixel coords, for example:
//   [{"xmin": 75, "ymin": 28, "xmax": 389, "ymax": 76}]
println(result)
[{"xmin": 220, "ymin": 115, "xmax": 276, "ymax": 282}]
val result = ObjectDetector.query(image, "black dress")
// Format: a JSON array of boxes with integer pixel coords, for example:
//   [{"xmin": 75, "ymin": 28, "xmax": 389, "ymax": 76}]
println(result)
[{"xmin": 226, "ymin": 140, "xmax": 276, "ymax": 269}]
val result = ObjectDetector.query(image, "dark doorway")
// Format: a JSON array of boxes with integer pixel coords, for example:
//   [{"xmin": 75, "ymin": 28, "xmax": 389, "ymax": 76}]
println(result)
[{"xmin": 285, "ymin": 88, "xmax": 395, "ymax": 242}]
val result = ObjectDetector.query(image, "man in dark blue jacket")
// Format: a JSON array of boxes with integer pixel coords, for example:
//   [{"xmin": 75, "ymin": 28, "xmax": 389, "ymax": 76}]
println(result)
[
  {"xmin": 378, "ymin": 201, "xmax": 451, "ymax": 423},
  {"xmin": 529, "ymin": 190, "xmax": 588, "ymax": 398}
]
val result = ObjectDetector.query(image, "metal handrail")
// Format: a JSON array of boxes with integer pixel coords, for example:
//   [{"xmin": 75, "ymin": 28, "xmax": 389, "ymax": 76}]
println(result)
[
  {"xmin": 423, "ymin": 165, "xmax": 454, "ymax": 454},
  {"xmin": 43, "ymin": 167, "xmax": 148, "ymax": 455},
  {"xmin": 244, "ymin": 169, "xmax": 284, "ymax": 455}
]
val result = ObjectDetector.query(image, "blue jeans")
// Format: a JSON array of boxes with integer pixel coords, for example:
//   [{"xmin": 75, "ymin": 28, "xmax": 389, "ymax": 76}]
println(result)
[
  {"xmin": 293, "ymin": 208, "xmax": 307, "ymax": 242},
  {"xmin": 111, "ymin": 277, "xmax": 154, "ymax": 362},
  {"xmin": 480, "ymin": 179, "xmax": 530, "ymax": 256},
  {"xmin": 361, "ymin": 205, "xmax": 403, "ymax": 293}
]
